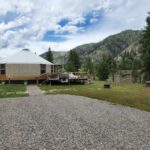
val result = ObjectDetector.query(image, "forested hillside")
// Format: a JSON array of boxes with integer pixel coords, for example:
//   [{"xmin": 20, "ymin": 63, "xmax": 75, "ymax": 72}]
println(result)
[
  {"xmin": 41, "ymin": 29, "xmax": 145, "ymax": 81},
  {"xmin": 71, "ymin": 30, "xmax": 143, "ymax": 62},
  {"xmin": 41, "ymin": 30, "xmax": 143, "ymax": 64}
]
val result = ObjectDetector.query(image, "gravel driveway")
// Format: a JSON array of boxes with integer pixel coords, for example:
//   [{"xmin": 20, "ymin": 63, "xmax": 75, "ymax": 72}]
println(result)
[{"xmin": 0, "ymin": 95, "xmax": 150, "ymax": 150}]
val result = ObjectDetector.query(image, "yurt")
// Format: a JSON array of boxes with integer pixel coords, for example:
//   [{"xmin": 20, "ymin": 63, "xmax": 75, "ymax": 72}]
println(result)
[{"xmin": 0, "ymin": 49, "xmax": 53, "ymax": 83}]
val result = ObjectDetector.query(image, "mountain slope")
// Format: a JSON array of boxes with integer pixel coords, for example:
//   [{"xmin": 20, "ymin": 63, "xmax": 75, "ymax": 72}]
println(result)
[
  {"xmin": 71, "ymin": 30, "xmax": 143, "ymax": 62},
  {"xmin": 120, "ymin": 42, "xmax": 141, "ymax": 56},
  {"xmin": 41, "ymin": 51, "xmax": 67, "ymax": 64},
  {"xmin": 41, "ymin": 30, "xmax": 143, "ymax": 64}
]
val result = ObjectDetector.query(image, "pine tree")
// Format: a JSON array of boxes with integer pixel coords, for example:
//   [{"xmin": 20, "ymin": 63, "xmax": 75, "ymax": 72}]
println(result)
[
  {"xmin": 110, "ymin": 58, "xmax": 117, "ymax": 82},
  {"xmin": 96, "ymin": 55, "xmax": 111, "ymax": 80},
  {"xmin": 81, "ymin": 57, "xmax": 94, "ymax": 74},
  {"xmin": 46, "ymin": 47, "xmax": 53, "ymax": 63},
  {"xmin": 66, "ymin": 50, "xmax": 80, "ymax": 72},
  {"xmin": 141, "ymin": 13, "xmax": 150, "ymax": 80}
]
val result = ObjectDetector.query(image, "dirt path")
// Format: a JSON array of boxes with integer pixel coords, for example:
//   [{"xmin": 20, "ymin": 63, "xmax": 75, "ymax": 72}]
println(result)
[
  {"xmin": 27, "ymin": 85, "xmax": 43, "ymax": 96},
  {"xmin": 0, "ymin": 95, "xmax": 150, "ymax": 150}
]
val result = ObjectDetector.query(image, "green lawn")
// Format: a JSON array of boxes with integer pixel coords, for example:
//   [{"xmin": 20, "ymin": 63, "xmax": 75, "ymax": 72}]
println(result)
[
  {"xmin": 40, "ymin": 81, "xmax": 150, "ymax": 112},
  {"xmin": 0, "ymin": 84, "xmax": 28, "ymax": 98}
]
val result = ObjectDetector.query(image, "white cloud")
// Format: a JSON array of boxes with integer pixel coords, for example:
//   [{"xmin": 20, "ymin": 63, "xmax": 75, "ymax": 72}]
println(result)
[
  {"xmin": 0, "ymin": 0, "xmax": 150, "ymax": 57},
  {"xmin": 0, "ymin": 16, "xmax": 31, "ymax": 32}
]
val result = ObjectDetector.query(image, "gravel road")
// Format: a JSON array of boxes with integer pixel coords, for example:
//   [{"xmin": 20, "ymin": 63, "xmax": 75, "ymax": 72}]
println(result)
[{"xmin": 0, "ymin": 95, "xmax": 150, "ymax": 150}]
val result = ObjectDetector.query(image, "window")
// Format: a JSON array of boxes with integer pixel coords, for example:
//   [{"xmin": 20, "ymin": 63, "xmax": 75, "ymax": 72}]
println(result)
[
  {"xmin": 51, "ymin": 65, "xmax": 54, "ymax": 73},
  {"xmin": 0, "ymin": 64, "xmax": 6, "ymax": 75},
  {"xmin": 40, "ymin": 64, "xmax": 46, "ymax": 74}
]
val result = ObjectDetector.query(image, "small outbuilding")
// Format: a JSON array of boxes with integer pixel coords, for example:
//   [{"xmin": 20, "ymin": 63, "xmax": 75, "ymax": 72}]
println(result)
[{"xmin": 0, "ymin": 49, "xmax": 54, "ymax": 82}]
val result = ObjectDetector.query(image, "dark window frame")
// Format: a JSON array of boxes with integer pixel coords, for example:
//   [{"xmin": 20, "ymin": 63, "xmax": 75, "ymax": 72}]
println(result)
[
  {"xmin": 51, "ymin": 65, "xmax": 54, "ymax": 73},
  {"xmin": 0, "ymin": 64, "xmax": 6, "ymax": 75},
  {"xmin": 40, "ymin": 64, "xmax": 46, "ymax": 74}
]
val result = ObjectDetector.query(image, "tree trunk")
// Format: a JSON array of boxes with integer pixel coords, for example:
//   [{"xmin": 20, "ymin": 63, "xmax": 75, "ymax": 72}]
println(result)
[
  {"xmin": 112, "ymin": 73, "xmax": 115, "ymax": 82},
  {"xmin": 149, "ymin": 71, "xmax": 150, "ymax": 80}
]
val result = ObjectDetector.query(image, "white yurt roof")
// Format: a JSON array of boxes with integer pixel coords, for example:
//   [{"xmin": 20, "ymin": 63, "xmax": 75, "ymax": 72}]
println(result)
[{"xmin": 0, "ymin": 49, "xmax": 53, "ymax": 65}]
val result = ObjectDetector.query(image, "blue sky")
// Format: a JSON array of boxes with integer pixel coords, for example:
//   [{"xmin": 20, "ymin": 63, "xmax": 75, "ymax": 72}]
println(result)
[
  {"xmin": 43, "ymin": 10, "xmax": 104, "ymax": 42},
  {"xmin": 0, "ymin": 0, "xmax": 150, "ymax": 56}
]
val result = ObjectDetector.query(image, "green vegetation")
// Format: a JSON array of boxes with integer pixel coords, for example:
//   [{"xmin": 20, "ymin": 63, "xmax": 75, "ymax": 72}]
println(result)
[
  {"xmin": 52, "ymin": 51, "xmax": 67, "ymax": 64},
  {"xmin": 118, "ymin": 47, "xmax": 142, "ymax": 70},
  {"xmin": 0, "ymin": 85, "xmax": 28, "ymax": 98},
  {"xmin": 40, "ymin": 16, "xmax": 150, "ymax": 82},
  {"xmin": 96, "ymin": 54, "xmax": 116, "ymax": 80},
  {"xmin": 41, "ymin": 30, "xmax": 143, "ymax": 65},
  {"xmin": 41, "ymin": 30, "xmax": 144, "ymax": 81},
  {"xmin": 71, "ymin": 30, "xmax": 143, "ymax": 62},
  {"xmin": 40, "ymin": 82, "xmax": 150, "ymax": 112},
  {"xmin": 65, "ymin": 50, "xmax": 80, "ymax": 72},
  {"xmin": 45, "ymin": 47, "xmax": 54, "ymax": 63},
  {"xmin": 80, "ymin": 57, "xmax": 94, "ymax": 74},
  {"xmin": 41, "ymin": 51, "xmax": 67, "ymax": 64},
  {"xmin": 141, "ymin": 13, "xmax": 150, "ymax": 80}
]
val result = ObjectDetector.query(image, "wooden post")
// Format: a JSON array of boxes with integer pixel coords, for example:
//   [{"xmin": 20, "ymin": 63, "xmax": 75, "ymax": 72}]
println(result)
[
  {"xmin": 9, "ymin": 78, "xmax": 11, "ymax": 84},
  {"xmin": 68, "ymin": 79, "xmax": 70, "ymax": 85},
  {"xmin": 36, "ymin": 79, "xmax": 39, "ymax": 85},
  {"xmin": 36, "ymin": 77, "xmax": 39, "ymax": 85}
]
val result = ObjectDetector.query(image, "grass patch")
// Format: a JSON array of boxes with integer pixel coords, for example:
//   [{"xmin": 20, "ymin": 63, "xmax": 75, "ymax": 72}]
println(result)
[
  {"xmin": 40, "ymin": 81, "xmax": 150, "ymax": 112},
  {"xmin": 0, "ymin": 84, "xmax": 28, "ymax": 98}
]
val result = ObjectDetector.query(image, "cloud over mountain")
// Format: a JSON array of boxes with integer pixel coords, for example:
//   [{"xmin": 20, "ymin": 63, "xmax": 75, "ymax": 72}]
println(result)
[{"xmin": 0, "ymin": 0, "xmax": 150, "ymax": 56}]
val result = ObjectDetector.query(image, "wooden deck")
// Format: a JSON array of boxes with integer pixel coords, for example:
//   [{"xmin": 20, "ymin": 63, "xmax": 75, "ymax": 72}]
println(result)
[{"xmin": 0, "ymin": 72, "xmax": 89, "ymax": 84}]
